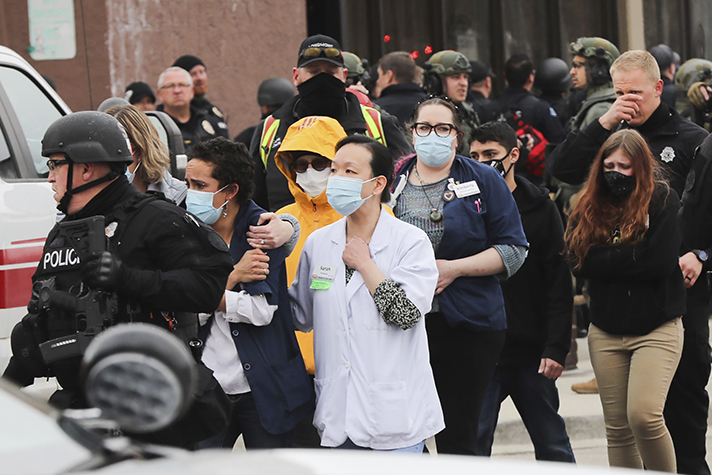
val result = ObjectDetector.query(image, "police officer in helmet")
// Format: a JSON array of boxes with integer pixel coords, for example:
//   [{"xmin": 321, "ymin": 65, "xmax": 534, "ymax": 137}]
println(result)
[
  {"xmin": 424, "ymin": 50, "xmax": 480, "ymax": 155},
  {"xmin": 535, "ymin": 57, "xmax": 573, "ymax": 128},
  {"xmin": 3, "ymin": 112, "xmax": 233, "ymax": 423},
  {"xmin": 567, "ymin": 37, "xmax": 620, "ymax": 132},
  {"xmin": 234, "ymin": 78, "xmax": 295, "ymax": 148}
]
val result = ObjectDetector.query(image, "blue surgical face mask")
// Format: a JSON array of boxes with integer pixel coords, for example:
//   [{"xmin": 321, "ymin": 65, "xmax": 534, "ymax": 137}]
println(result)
[
  {"xmin": 414, "ymin": 133, "xmax": 455, "ymax": 168},
  {"xmin": 326, "ymin": 176, "xmax": 377, "ymax": 216},
  {"xmin": 186, "ymin": 184, "xmax": 229, "ymax": 225},
  {"xmin": 125, "ymin": 160, "xmax": 141, "ymax": 184}
]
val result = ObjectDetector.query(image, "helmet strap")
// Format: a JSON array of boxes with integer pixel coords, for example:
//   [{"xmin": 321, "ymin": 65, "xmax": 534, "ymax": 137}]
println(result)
[{"xmin": 57, "ymin": 161, "xmax": 119, "ymax": 214}]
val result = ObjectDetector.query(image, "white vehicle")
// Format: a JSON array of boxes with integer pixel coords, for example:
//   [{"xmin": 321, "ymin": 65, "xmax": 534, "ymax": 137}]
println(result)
[
  {"xmin": 0, "ymin": 46, "xmax": 187, "ymax": 371},
  {"xmin": 0, "ymin": 46, "xmax": 71, "ymax": 365}
]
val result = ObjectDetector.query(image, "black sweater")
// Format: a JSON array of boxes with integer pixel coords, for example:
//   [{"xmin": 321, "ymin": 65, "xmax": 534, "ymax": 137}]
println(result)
[
  {"xmin": 499, "ymin": 176, "xmax": 573, "ymax": 366},
  {"xmin": 572, "ymin": 185, "xmax": 686, "ymax": 335}
]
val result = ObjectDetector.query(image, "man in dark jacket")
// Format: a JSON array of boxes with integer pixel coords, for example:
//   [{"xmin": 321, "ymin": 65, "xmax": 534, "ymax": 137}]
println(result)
[
  {"xmin": 249, "ymin": 34, "xmax": 412, "ymax": 211},
  {"xmin": 173, "ymin": 54, "xmax": 228, "ymax": 131},
  {"xmin": 373, "ymin": 51, "xmax": 426, "ymax": 128},
  {"xmin": 3, "ymin": 112, "xmax": 234, "ymax": 447},
  {"xmin": 466, "ymin": 60, "xmax": 494, "ymax": 121},
  {"xmin": 483, "ymin": 54, "xmax": 565, "ymax": 144},
  {"xmin": 470, "ymin": 122, "xmax": 574, "ymax": 463},
  {"xmin": 547, "ymin": 50, "xmax": 710, "ymax": 475},
  {"xmin": 156, "ymin": 66, "xmax": 229, "ymax": 153},
  {"xmin": 649, "ymin": 44, "xmax": 678, "ymax": 110}
]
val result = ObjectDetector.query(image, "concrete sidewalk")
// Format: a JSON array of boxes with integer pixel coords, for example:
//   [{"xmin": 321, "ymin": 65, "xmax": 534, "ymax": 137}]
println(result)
[{"xmin": 490, "ymin": 331, "xmax": 712, "ymax": 466}]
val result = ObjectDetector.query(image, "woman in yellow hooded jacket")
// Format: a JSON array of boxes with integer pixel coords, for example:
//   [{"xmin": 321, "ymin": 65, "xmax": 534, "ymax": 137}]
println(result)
[{"xmin": 275, "ymin": 116, "xmax": 347, "ymax": 447}]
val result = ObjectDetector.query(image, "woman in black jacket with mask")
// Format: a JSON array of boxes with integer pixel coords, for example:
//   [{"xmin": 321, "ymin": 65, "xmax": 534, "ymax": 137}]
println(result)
[{"xmin": 564, "ymin": 129, "xmax": 685, "ymax": 472}]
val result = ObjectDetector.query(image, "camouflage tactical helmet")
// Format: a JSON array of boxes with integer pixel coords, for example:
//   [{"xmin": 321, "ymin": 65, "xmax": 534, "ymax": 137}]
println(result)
[
  {"xmin": 343, "ymin": 51, "xmax": 366, "ymax": 79},
  {"xmin": 569, "ymin": 37, "xmax": 620, "ymax": 69},
  {"xmin": 426, "ymin": 50, "xmax": 472, "ymax": 76},
  {"xmin": 675, "ymin": 58, "xmax": 712, "ymax": 93}
]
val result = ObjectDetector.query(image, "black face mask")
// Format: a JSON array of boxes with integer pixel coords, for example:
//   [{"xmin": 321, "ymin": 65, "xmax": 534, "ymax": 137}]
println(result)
[
  {"xmin": 604, "ymin": 170, "xmax": 635, "ymax": 197},
  {"xmin": 297, "ymin": 73, "xmax": 346, "ymax": 118},
  {"xmin": 481, "ymin": 149, "xmax": 514, "ymax": 178}
]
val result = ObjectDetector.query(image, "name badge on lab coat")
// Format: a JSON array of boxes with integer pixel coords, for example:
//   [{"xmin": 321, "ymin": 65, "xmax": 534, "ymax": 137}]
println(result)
[
  {"xmin": 453, "ymin": 180, "xmax": 480, "ymax": 199},
  {"xmin": 311, "ymin": 264, "xmax": 337, "ymax": 290}
]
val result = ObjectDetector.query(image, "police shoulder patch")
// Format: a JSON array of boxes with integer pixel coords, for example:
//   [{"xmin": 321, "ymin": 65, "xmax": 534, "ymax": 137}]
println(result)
[
  {"xmin": 212, "ymin": 106, "xmax": 224, "ymax": 119},
  {"xmin": 202, "ymin": 120, "xmax": 216, "ymax": 136}
]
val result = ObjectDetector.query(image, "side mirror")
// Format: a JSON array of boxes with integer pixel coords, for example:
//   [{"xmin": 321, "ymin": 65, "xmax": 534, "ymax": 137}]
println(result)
[
  {"xmin": 145, "ymin": 111, "xmax": 188, "ymax": 180},
  {"xmin": 80, "ymin": 323, "xmax": 197, "ymax": 434}
]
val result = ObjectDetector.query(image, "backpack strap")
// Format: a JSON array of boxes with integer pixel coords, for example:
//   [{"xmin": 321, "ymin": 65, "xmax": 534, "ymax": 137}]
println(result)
[{"xmin": 259, "ymin": 116, "xmax": 281, "ymax": 170}]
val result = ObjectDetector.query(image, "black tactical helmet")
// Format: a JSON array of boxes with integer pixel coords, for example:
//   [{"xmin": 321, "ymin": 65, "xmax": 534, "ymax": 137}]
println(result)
[
  {"xmin": 42, "ymin": 111, "xmax": 133, "ymax": 164},
  {"xmin": 535, "ymin": 58, "xmax": 572, "ymax": 94},
  {"xmin": 43, "ymin": 112, "xmax": 134, "ymax": 213},
  {"xmin": 257, "ymin": 78, "xmax": 295, "ymax": 107}
]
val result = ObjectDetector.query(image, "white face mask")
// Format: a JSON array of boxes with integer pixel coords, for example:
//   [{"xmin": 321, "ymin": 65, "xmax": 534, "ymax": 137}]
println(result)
[{"xmin": 296, "ymin": 167, "xmax": 331, "ymax": 198}]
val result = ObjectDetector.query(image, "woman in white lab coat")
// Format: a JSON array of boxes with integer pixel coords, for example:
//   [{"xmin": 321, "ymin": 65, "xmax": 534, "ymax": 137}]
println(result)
[{"xmin": 289, "ymin": 135, "xmax": 444, "ymax": 452}]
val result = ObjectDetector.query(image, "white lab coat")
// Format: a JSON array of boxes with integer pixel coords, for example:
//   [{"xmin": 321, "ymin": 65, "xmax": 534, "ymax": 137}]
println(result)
[{"xmin": 289, "ymin": 208, "xmax": 444, "ymax": 449}]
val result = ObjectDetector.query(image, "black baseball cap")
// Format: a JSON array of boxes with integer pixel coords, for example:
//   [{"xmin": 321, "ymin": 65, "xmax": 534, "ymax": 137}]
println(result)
[
  {"xmin": 124, "ymin": 81, "xmax": 156, "ymax": 104},
  {"xmin": 297, "ymin": 34, "xmax": 344, "ymax": 68},
  {"xmin": 470, "ymin": 60, "xmax": 495, "ymax": 83}
]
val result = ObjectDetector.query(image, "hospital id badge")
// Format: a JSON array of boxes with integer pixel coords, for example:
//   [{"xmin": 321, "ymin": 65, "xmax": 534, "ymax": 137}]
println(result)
[
  {"xmin": 453, "ymin": 180, "xmax": 480, "ymax": 198},
  {"xmin": 311, "ymin": 264, "xmax": 337, "ymax": 290}
]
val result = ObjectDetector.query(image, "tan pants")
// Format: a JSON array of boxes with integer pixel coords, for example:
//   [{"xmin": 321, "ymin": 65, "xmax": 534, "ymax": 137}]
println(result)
[{"xmin": 588, "ymin": 318, "xmax": 684, "ymax": 472}]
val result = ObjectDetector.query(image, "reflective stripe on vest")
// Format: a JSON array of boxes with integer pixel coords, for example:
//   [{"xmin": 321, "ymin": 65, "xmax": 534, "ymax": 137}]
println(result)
[
  {"xmin": 259, "ymin": 116, "xmax": 281, "ymax": 169},
  {"xmin": 361, "ymin": 106, "xmax": 386, "ymax": 146},
  {"xmin": 259, "ymin": 108, "xmax": 385, "ymax": 171}
]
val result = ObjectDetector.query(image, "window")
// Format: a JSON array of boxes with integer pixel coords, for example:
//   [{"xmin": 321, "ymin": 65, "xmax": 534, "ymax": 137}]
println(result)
[{"xmin": 0, "ymin": 66, "xmax": 63, "ymax": 176}]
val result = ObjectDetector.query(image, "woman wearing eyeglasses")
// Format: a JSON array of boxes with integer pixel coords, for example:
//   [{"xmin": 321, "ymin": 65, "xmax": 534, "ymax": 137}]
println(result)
[{"xmin": 389, "ymin": 96, "xmax": 528, "ymax": 455}]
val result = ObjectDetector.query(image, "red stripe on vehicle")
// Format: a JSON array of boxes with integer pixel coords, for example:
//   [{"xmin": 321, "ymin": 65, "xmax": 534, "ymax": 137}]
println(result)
[
  {"xmin": 0, "ymin": 267, "xmax": 34, "ymax": 309},
  {"xmin": 0, "ymin": 246, "xmax": 44, "ymax": 266},
  {"xmin": 11, "ymin": 238, "xmax": 46, "ymax": 245}
]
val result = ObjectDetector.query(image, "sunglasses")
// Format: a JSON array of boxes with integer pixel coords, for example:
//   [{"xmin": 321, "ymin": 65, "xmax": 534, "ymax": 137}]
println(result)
[
  {"xmin": 300, "ymin": 47, "xmax": 342, "ymax": 61},
  {"xmin": 291, "ymin": 157, "xmax": 331, "ymax": 173}
]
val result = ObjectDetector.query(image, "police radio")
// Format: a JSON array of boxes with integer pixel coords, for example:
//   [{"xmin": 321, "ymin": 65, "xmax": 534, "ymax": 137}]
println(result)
[{"xmin": 35, "ymin": 216, "xmax": 120, "ymax": 365}]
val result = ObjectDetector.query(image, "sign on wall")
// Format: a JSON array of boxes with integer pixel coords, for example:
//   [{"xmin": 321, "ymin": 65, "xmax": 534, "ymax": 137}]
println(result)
[{"xmin": 27, "ymin": 0, "xmax": 76, "ymax": 60}]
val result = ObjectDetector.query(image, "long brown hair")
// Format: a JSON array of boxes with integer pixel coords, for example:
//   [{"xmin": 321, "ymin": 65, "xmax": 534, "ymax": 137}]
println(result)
[
  {"xmin": 564, "ymin": 129, "xmax": 667, "ymax": 268},
  {"xmin": 104, "ymin": 104, "xmax": 170, "ymax": 184}
]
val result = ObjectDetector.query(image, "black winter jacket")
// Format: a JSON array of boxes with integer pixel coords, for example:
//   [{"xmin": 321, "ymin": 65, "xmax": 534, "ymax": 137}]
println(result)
[
  {"xmin": 572, "ymin": 185, "xmax": 686, "ymax": 335},
  {"xmin": 546, "ymin": 102, "xmax": 708, "ymax": 196},
  {"xmin": 249, "ymin": 92, "xmax": 413, "ymax": 211},
  {"xmin": 373, "ymin": 82, "xmax": 426, "ymax": 129},
  {"xmin": 499, "ymin": 176, "xmax": 572, "ymax": 366}
]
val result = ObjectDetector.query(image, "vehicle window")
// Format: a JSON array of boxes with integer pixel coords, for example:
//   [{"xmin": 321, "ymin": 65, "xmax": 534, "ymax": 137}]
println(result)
[
  {"xmin": 0, "ymin": 66, "xmax": 63, "ymax": 176},
  {"xmin": 0, "ymin": 119, "xmax": 18, "ymax": 179}
]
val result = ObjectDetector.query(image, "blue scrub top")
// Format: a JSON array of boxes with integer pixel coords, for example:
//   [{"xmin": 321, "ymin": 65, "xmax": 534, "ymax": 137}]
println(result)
[{"xmin": 396, "ymin": 155, "xmax": 528, "ymax": 332}]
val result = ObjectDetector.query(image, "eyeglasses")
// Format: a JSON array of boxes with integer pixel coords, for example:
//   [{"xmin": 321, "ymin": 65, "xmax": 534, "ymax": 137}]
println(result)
[
  {"xmin": 571, "ymin": 61, "xmax": 586, "ymax": 69},
  {"xmin": 300, "ymin": 47, "xmax": 342, "ymax": 61},
  {"xmin": 46, "ymin": 159, "xmax": 70, "ymax": 171},
  {"xmin": 412, "ymin": 122, "xmax": 457, "ymax": 138},
  {"xmin": 291, "ymin": 157, "xmax": 331, "ymax": 173},
  {"xmin": 160, "ymin": 83, "xmax": 191, "ymax": 90}
]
